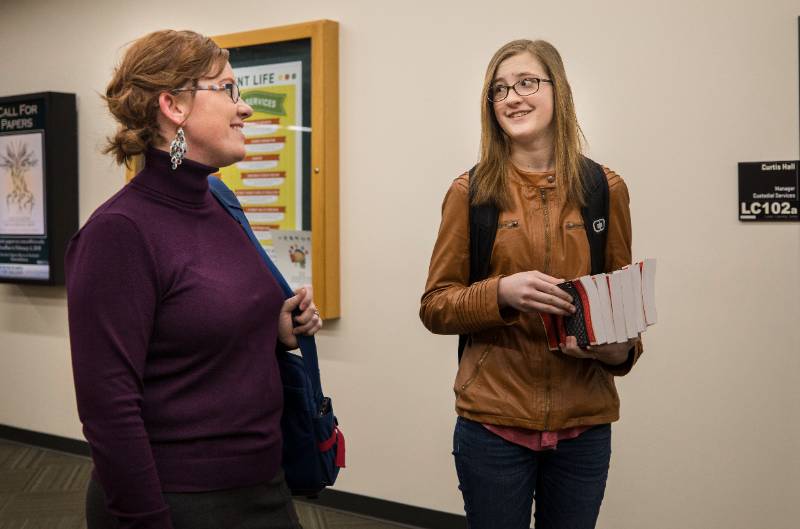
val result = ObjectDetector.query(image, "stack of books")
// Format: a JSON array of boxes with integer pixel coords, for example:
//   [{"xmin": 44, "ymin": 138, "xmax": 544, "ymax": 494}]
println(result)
[{"xmin": 540, "ymin": 259, "xmax": 657, "ymax": 350}]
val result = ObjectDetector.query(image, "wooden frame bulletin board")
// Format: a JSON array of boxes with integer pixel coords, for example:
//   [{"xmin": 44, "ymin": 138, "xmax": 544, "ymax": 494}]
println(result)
[{"xmin": 126, "ymin": 20, "xmax": 340, "ymax": 318}]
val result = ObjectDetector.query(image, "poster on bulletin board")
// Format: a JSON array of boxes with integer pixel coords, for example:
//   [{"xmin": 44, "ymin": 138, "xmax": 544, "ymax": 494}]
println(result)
[
  {"xmin": 218, "ymin": 61, "xmax": 305, "ymax": 260},
  {"xmin": 212, "ymin": 20, "xmax": 340, "ymax": 318}
]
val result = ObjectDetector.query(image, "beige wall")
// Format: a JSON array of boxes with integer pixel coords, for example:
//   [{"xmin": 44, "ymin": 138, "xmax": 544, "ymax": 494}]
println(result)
[{"xmin": 1, "ymin": 0, "xmax": 799, "ymax": 527}]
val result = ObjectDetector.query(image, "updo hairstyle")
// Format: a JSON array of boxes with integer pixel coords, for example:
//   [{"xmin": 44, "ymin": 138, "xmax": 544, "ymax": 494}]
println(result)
[{"xmin": 103, "ymin": 30, "xmax": 229, "ymax": 166}]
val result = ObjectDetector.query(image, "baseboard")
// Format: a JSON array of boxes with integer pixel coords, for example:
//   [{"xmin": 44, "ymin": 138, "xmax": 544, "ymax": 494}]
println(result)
[
  {"xmin": 300, "ymin": 489, "xmax": 466, "ymax": 529},
  {"xmin": 0, "ymin": 424, "xmax": 466, "ymax": 529},
  {"xmin": 0, "ymin": 424, "xmax": 90, "ymax": 457}
]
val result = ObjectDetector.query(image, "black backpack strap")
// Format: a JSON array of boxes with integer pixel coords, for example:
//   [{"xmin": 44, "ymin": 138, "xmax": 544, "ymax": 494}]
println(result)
[
  {"xmin": 458, "ymin": 165, "xmax": 499, "ymax": 362},
  {"xmin": 579, "ymin": 157, "xmax": 609, "ymax": 275}
]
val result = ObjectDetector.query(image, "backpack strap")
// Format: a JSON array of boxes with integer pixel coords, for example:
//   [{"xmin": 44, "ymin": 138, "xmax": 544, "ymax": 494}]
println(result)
[
  {"xmin": 578, "ymin": 157, "xmax": 609, "ymax": 275},
  {"xmin": 207, "ymin": 176, "xmax": 324, "ymax": 401},
  {"xmin": 457, "ymin": 165, "xmax": 499, "ymax": 362}
]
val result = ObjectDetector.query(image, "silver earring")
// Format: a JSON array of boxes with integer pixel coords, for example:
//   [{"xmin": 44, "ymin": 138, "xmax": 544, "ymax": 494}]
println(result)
[{"xmin": 169, "ymin": 127, "xmax": 187, "ymax": 170}]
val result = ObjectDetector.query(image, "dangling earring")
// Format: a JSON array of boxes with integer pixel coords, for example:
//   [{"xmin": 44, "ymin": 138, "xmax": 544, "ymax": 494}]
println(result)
[{"xmin": 169, "ymin": 127, "xmax": 187, "ymax": 170}]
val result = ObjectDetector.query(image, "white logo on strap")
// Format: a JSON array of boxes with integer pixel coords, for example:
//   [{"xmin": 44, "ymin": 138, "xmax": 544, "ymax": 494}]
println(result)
[{"xmin": 593, "ymin": 218, "xmax": 606, "ymax": 233}]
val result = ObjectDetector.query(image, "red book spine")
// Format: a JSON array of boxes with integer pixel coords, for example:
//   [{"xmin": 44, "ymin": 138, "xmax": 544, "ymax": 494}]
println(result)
[
  {"xmin": 556, "ymin": 313, "xmax": 567, "ymax": 345},
  {"xmin": 572, "ymin": 280, "xmax": 596, "ymax": 344},
  {"xmin": 539, "ymin": 313, "xmax": 561, "ymax": 351}
]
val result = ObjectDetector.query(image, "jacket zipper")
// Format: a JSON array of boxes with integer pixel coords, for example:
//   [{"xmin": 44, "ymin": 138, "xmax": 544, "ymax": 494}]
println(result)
[
  {"xmin": 540, "ymin": 189, "xmax": 551, "ymax": 274},
  {"xmin": 540, "ymin": 187, "xmax": 552, "ymax": 430}
]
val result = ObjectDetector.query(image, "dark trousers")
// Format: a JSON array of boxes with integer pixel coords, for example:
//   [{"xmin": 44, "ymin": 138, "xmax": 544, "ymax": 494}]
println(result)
[
  {"xmin": 453, "ymin": 417, "xmax": 611, "ymax": 529},
  {"xmin": 86, "ymin": 470, "xmax": 302, "ymax": 529}
]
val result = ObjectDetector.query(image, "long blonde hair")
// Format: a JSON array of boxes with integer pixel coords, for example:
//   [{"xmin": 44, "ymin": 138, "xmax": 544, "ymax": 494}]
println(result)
[{"xmin": 472, "ymin": 39, "xmax": 586, "ymax": 209}]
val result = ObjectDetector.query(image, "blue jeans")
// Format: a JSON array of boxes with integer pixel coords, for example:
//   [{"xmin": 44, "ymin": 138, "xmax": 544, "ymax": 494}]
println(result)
[{"xmin": 453, "ymin": 417, "xmax": 611, "ymax": 529}]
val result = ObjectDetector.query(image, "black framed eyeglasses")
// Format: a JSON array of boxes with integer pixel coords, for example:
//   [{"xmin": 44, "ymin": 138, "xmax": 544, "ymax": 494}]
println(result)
[
  {"xmin": 488, "ymin": 77, "xmax": 552, "ymax": 102},
  {"xmin": 171, "ymin": 82, "xmax": 240, "ymax": 103}
]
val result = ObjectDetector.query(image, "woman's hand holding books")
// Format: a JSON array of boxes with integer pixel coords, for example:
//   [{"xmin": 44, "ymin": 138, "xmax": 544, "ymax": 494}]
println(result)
[
  {"xmin": 559, "ymin": 335, "xmax": 636, "ymax": 365},
  {"xmin": 498, "ymin": 270, "xmax": 577, "ymax": 316}
]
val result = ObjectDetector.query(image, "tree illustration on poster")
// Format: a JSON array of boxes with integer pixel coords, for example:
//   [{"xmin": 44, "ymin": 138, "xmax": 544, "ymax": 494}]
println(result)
[{"xmin": 0, "ymin": 92, "xmax": 78, "ymax": 285}]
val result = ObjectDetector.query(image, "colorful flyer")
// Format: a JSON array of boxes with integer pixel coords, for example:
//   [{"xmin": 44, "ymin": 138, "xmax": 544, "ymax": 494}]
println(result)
[
  {"xmin": 272, "ymin": 230, "xmax": 312, "ymax": 291},
  {"xmin": 0, "ymin": 131, "xmax": 45, "ymax": 236},
  {"xmin": 218, "ymin": 61, "xmax": 303, "ymax": 264}
]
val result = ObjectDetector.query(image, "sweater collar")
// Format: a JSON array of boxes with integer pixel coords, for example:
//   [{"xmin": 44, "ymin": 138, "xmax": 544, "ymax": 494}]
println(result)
[{"xmin": 132, "ymin": 148, "xmax": 219, "ymax": 205}]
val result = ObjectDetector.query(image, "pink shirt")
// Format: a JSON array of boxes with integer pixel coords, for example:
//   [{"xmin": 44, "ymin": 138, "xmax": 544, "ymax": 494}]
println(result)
[{"xmin": 484, "ymin": 424, "xmax": 591, "ymax": 451}]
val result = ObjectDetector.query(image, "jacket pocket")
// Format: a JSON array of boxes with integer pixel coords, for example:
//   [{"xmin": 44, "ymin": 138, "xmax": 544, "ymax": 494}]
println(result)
[
  {"xmin": 492, "ymin": 222, "xmax": 528, "ymax": 272},
  {"xmin": 499, "ymin": 219, "xmax": 519, "ymax": 229},
  {"xmin": 565, "ymin": 221, "xmax": 584, "ymax": 230},
  {"xmin": 458, "ymin": 344, "xmax": 492, "ymax": 391}
]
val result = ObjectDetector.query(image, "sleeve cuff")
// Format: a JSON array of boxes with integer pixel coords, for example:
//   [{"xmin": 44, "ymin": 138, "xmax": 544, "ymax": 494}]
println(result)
[
  {"xmin": 492, "ymin": 275, "xmax": 520, "ymax": 326},
  {"xmin": 600, "ymin": 339, "xmax": 643, "ymax": 376},
  {"xmin": 455, "ymin": 276, "xmax": 520, "ymax": 332}
]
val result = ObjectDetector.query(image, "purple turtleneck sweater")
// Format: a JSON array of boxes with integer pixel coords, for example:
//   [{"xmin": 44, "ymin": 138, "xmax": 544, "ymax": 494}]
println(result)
[{"xmin": 65, "ymin": 149, "xmax": 285, "ymax": 529}]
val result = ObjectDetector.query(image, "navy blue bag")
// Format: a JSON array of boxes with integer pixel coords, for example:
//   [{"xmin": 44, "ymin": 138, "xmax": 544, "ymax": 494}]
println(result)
[{"xmin": 209, "ymin": 176, "xmax": 345, "ymax": 497}]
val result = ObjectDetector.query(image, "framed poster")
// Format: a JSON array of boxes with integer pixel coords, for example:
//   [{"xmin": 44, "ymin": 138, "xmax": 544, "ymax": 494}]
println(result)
[
  {"xmin": 0, "ymin": 132, "xmax": 45, "ymax": 236},
  {"xmin": 0, "ymin": 92, "xmax": 78, "ymax": 285},
  {"xmin": 125, "ymin": 21, "xmax": 340, "ymax": 318}
]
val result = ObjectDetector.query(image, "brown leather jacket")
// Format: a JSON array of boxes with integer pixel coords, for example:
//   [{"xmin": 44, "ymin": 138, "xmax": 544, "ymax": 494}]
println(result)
[{"xmin": 420, "ymin": 165, "xmax": 642, "ymax": 430}]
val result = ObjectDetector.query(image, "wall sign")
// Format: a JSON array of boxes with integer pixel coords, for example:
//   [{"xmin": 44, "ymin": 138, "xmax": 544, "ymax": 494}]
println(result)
[
  {"xmin": 0, "ymin": 92, "xmax": 78, "ymax": 284},
  {"xmin": 738, "ymin": 161, "xmax": 799, "ymax": 221}
]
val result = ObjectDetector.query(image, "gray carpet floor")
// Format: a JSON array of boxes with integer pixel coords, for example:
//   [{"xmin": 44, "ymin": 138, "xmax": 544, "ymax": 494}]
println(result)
[{"xmin": 0, "ymin": 440, "xmax": 411, "ymax": 529}]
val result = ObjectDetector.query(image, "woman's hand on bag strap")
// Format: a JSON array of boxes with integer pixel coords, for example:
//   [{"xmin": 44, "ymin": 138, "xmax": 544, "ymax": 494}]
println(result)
[
  {"xmin": 293, "ymin": 285, "xmax": 323, "ymax": 336},
  {"xmin": 278, "ymin": 286, "xmax": 322, "ymax": 349}
]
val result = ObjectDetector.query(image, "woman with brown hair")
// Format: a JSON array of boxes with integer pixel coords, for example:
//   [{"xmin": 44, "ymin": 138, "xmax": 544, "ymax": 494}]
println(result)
[
  {"xmin": 420, "ymin": 39, "xmax": 642, "ymax": 529},
  {"xmin": 65, "ymin": 30, "xmax": 320, "ymax": 529}
]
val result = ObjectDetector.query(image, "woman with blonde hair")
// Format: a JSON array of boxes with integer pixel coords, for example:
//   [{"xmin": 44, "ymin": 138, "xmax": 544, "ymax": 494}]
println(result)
[
  {"xmin": 420, "ymin": 39, "xmax": 642, "ymax": 529},
  {"xmin": 66, "ymin": 30, "xmax": 320, "ymax": 529}
]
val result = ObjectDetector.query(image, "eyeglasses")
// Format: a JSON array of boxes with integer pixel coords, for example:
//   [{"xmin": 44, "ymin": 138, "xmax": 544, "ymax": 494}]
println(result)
[
  {"xmin": 488, "ymin": 77, "xmax": 552, "ymax": 102},
  {"xmin": 171, "ymin": 82, "xmax": 241, "ymax": 103}
]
